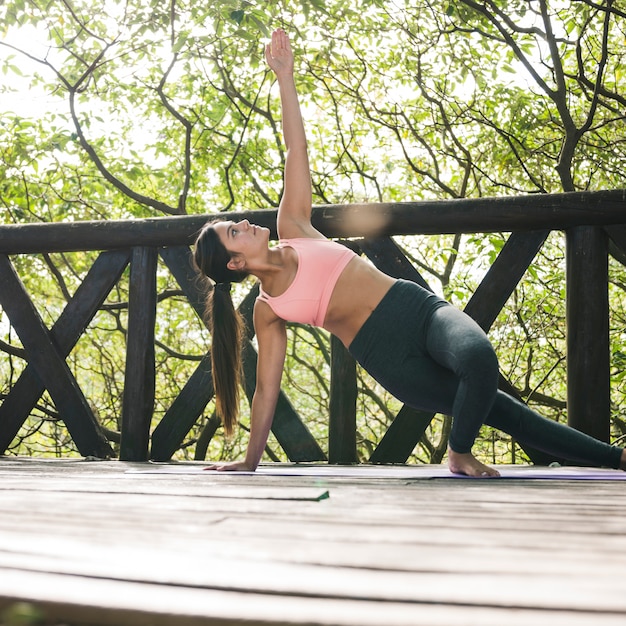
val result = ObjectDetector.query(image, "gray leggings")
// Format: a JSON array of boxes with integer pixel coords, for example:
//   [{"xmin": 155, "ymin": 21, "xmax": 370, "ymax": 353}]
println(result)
[{"xmin": 348, "ymin": 279, "xmax": 623, "ymax": 468}]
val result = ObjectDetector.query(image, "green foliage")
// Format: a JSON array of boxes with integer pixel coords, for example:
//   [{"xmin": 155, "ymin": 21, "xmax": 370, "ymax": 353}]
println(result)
[{"xmin": 1, "ymin": 0, "xmax": 625, "ymax": 461}]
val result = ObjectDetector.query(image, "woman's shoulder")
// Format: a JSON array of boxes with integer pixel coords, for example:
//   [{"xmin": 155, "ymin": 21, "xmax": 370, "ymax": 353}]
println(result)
[{"xmin": 253, "ymin": 296, "xmax": 286, "ymax": 329}]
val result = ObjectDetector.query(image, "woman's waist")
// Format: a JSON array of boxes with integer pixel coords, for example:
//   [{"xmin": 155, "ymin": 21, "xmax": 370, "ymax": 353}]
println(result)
[
  {"xmin": 347, "ymin": 278, "xmax": 448, "ymax": 359},
  {"xmin": 323, "ymin": 259, "xmax": 396, "ymax": 346}
]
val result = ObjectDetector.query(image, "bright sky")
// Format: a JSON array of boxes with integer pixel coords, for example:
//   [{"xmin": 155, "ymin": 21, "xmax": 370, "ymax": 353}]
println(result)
[{"xmin": 0, "ymin": 23, "xmax": 66, "ymax": 119}]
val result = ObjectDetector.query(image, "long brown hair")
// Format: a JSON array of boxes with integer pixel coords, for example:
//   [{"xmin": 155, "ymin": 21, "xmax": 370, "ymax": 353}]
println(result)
[{"xmin": 193, "ymin": 221, "xmax": 248, "ymax": 436}]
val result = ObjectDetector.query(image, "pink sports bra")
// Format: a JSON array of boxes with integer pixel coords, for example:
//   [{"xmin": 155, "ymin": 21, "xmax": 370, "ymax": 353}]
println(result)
[{"xmin": 257, "ymin": 238, "xmax": 357, "ymax": 326}]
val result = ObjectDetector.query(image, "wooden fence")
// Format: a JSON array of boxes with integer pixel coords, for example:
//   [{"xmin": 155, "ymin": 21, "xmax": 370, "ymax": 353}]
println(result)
[{"xmin": 0, "ymin": 189, "xmax": 625, "ymax": 464}]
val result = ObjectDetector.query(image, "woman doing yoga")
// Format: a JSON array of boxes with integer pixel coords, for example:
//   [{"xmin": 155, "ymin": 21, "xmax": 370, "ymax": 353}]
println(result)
[{"xmin": 193, "ymin": 29, "xmax": 626, "ymax": 477}]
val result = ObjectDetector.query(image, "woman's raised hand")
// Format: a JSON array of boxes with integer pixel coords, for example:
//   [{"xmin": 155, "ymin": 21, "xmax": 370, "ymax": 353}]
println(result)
[{"xmin": 265, "ymin": 28, "xmax": 294, "ymax": 78}]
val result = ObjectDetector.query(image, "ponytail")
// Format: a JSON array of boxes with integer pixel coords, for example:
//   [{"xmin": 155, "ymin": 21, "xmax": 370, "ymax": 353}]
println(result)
[
  {"xmin": 207, "ymin": 283, "xmax": 245, "ymax": 436},
  {"xmin": 193, "ymin": 221, "xmax": 248, "ymax": 436}
]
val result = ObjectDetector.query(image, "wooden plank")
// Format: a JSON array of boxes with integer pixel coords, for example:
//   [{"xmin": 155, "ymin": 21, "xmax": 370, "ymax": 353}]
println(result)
[
  {"xmin": 0, "ymin": 256, "xmax": 112, "ymax": 458},
  {"xmin": 0, "ymin": 249, "xmax": 130, "ymax": 453},
  {"xmin": 120, "ymin": 247, "xmax": 158, "ymax": 461},
  {"xmin": 3, "ymin": 527, "xmax": 626, "ymax": 610},
  {"xmin": 2, "ymin": 460, "xmax": 626, "ymax": 626},
  {"xmin": 0, "ymin": 189, "xmax": 624, "ymax": 253},
  {"xmin": 329, "ymin": 335, "xmax": 357, "ymax": 464},
  {"xmin": 3, "ymin": 570, "xmax": 623, "ymax": 626},
  {"xmin": 566, "ymin": 226, "xmax": 610, "ymax": 441}
]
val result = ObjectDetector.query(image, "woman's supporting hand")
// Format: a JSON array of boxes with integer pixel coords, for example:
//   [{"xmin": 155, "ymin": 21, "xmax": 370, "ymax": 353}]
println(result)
[
  {"xmin": 265, "ymin": 28, "xmax": 294, "ymax": 78},
  {"xmin": 203, "ymin": 460, "xmax": 256, "ymax": 472}
]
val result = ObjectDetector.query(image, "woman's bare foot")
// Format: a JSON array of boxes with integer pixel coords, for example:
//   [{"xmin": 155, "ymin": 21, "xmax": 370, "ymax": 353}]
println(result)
[{"xmin": 447, "ymin": 448, "xmax": 500, "ymax": 477}]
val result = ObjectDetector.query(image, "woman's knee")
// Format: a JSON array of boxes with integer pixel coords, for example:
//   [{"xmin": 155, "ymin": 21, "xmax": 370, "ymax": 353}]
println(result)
[
  {"xmin": 474, "ymin": 338, "xmax": 499, "ymax": 378},
  {"xmin": 454, "ymin": 333, "xmax": 499, "ymax": 384},
  {"xmin": 428, "ymin": 307, "xmax": 499, "ymax": 382}
]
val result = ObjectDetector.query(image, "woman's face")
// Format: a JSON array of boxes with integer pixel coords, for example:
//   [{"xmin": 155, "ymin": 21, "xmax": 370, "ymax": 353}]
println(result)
[{"xmin": 214, "ymin": 219, "xmax": 269, "ymax": 259}]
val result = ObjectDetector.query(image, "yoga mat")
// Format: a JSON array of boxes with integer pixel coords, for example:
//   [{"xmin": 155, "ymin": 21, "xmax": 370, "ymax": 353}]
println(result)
[{"xmin": 126, "ymin": 464, "xmax": 626, "ymax": 480}]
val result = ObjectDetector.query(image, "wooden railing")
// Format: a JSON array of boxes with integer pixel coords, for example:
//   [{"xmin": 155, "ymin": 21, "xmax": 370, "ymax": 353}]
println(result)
[{"xmin": 1, "ymin": 189, "xmax": 625, "ymax": 463}]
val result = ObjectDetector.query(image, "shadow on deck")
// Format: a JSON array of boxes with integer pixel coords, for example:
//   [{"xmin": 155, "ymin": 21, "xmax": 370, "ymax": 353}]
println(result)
[{"xmin": 1, "ymin": 457, "xmax": 626, "ymax": 625}]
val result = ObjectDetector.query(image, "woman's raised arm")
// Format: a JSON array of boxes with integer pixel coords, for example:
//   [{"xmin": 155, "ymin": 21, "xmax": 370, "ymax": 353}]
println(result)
[{"xmin": 265, "ymin": 29, "xmax": 317, "ymax": 239}]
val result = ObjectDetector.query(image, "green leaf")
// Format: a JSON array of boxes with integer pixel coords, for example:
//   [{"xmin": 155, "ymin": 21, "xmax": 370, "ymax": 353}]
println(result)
[
  {"xmin": 172, "ymin": 33, "xmax": 188, "ymax": 53},
  {"xmin": 248, "ymin": 13, "xmax": 269, "ymax": 37},
  {"xmin": 230, "ymin": 9, "xmax": 245, "ymax": 24}
]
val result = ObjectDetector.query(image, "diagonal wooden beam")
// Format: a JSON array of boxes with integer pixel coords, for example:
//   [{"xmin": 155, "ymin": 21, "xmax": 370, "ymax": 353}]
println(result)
[
  {"xmin": 0, "ymin": 249, "xmax": 130, "ymax": 454},
  {"xmin": 155, "ymin": 245, "xmax": 326, "ymax": 462},
  {"xmin": 363, "ymin": 234, "xmax": 555, "ymax": 465},
  {"xmin": 237, "ymin": 279, "xmax": 327, "ymax": 462},
  {"xmin": 150, "ymin": 246, "xmax": 213, "ymax": 460},
  {"xmin": 464, "ymin": 230, "xmax": 549, "ymax": 331},
  {"xmin": 240, "ymin": 341, "xmax": 327, "ymax": 462},
  {"xmin": 361, "ymin": 237, "xmax": 439, "ymax": 464},
  {"xmin": 150, "ymin": 353, "xmax": 214, "ymax": 461},
  {"xmin": 463, "ymin": 230, "xmax": 561, "ymax": 465},
  {"xmin": 605, "ymin": 224, "xmax": 626, "ymax": 266},
  {"xmin": 370, "ymin": 406, "xmax": 435, "ymax": 464},
  {"xmin": 605, "ymin": 224, "xmax": 626, "ymax": 251},
  {"xmin": 159, "ymin": 245, "xmax": 206, "ymax": 319},
  {"xmin": 360, "ymin": 237, "xmax": 433, "ymax": 292},
  {"xmin": 0, "ymin": 254, "xmax": 113, "ymax": 458}
]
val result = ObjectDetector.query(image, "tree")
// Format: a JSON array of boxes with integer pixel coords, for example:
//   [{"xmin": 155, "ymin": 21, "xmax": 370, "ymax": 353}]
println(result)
[{"xmin": 0, "ymin": 0, "xmax": 624, "ymax": 461}]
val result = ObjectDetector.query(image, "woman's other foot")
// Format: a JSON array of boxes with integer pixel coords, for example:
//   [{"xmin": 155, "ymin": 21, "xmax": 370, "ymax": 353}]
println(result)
[{"xmin": 447, "ymin": 448, "xmax": 501, "ymax": 477}]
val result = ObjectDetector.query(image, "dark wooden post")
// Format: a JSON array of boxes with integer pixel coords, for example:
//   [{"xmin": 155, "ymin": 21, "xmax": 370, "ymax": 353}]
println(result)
[
  {"xmin": 566, "ymin": 226, "xmax": 610, "ymax": 441},
  {"xmin": 120, "ymin": 247, "xmax": 158, "ymax": 461},
  {"xmin": 328, "ymin": 335, "xmax": 358, "ymax": 463}
]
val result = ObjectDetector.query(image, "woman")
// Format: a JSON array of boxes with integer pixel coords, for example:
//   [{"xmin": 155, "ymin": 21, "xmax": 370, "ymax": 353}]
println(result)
[{"xmin": 193, "ymin": 29, "xmax": 626, "ymax": 477}]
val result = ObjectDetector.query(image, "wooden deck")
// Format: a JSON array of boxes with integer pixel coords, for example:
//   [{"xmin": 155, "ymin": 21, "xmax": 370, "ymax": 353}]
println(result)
[{"xmin": 1, "ymin": 458, "xmax": 626, "ymax": 625}]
